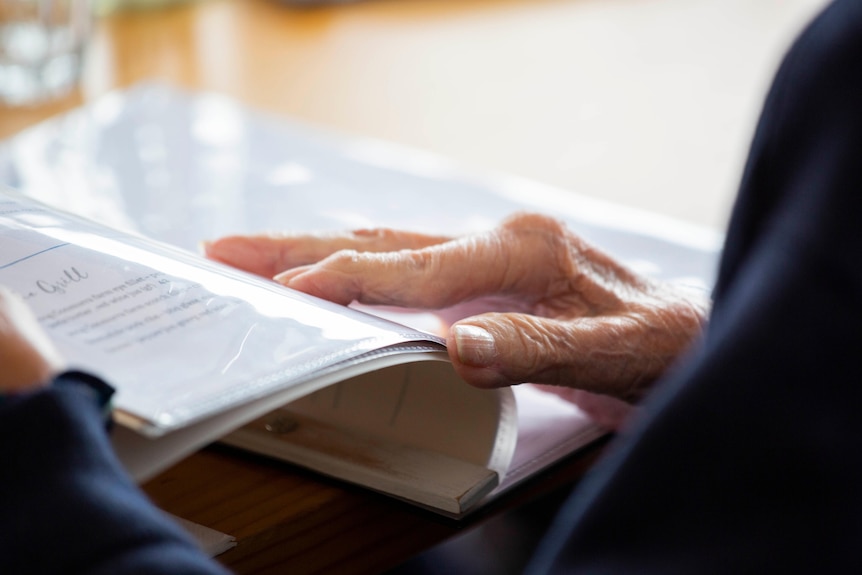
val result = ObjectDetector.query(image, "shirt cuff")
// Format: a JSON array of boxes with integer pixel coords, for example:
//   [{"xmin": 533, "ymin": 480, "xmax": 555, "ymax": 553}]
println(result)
[{"xmin": 51, "ymin": 370, "xmax": 116, "ymax": 429}]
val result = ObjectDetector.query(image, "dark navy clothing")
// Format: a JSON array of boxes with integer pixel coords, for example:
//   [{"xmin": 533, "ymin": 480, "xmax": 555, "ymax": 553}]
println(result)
[
  {"xmin": 529, "ymin": 0, "xmax": 862, "ymax": 572},
  {"xmin": 0, "ymin": 373, "xmax": 228, "ymax": 575}
]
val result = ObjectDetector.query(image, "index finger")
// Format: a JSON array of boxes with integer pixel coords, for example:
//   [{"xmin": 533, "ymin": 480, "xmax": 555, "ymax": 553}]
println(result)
[
  {"xmin": 275, "ymin": 214, "xmax": 571, "ymax": 308},
  {"xmin": 203, "ymin": 228, "xmax": 452, "ymax": 278}
]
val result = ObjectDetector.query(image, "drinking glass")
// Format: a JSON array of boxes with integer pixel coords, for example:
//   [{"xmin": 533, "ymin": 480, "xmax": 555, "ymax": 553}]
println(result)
[{"xmin": 0, "ymin": 0, "xmax": 92, "ymax": 106}]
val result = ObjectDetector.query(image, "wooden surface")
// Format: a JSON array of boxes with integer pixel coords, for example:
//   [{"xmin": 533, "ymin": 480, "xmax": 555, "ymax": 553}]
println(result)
[
  {"xmin": 0, "ymin": 0, "xmax": 831, "ymax": 572},
  {"xmin": 144, "ymin": 440, "xmax": 606, "ymax": 574},
  {"xmin": 0, "ymin": 0, "xmax": 827, "ymax": 230}
]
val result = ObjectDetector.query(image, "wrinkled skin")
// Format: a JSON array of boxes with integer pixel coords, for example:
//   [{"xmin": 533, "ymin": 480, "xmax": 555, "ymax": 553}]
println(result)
[
  {"xmin": 0, "ymin": 286, "xmax": 65, "ymax": 393},
  {"xmin": 205, "ymin": 213, "xmax": 709, "ymax": 428}
]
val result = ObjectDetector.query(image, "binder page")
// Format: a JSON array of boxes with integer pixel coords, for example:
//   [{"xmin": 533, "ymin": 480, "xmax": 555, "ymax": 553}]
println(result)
[
  {"xmin": 281, "ymin": 359, "xmax": 518, "ymax": 478},
  {"xmin": 219, "ymin": 357, "xmax": 519, "ymax": 513},
  {"xmin": 491, "ymin": 385, "xmax": 607, "ymax": 496},
  {"xmin": 0, "ymin": 192, "xmax": 442, "ymax": 433}
]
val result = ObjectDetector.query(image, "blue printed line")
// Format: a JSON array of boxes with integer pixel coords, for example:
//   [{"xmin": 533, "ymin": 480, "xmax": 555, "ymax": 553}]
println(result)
[{"xmin": 0, "ymin": 243, "xmax": 70, "ymax": 270}]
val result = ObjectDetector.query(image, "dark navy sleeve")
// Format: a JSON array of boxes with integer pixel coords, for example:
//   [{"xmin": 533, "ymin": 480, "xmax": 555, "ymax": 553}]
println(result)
[
  {"xmin": 0, "ymin": 373, "xmax": 230, "ymax": 575},
  {"xmin": 528, "ymin": 1, "xmax": 862, "ymax": 573}
]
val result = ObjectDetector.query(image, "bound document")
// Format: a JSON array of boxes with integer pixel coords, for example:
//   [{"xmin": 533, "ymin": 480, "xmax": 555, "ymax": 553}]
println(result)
[
  {"xmin": 4, "ymin": 83, "xmax": 722, "ymax": 519},
  {"xmin": 0, "ymin": 189, "xmax": 601, "ymax": 517}
]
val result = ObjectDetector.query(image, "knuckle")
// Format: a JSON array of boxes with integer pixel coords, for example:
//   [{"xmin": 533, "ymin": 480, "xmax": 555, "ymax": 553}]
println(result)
[
  {"xmin": 328, "ymin": 249, "xmax": 363, "ymax": 267},
  {"xmin": 353, "ymin": 227, "xmax": 397, "ymax": 245},
  {"xmin": 501, "ymin": 212, "xmax": 567, "ymax": 236}
]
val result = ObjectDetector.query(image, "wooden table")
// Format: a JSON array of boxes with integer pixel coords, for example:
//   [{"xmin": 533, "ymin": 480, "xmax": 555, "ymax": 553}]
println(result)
[
  {"xmin": 0, "ymin": 0, "xmax": 826, "ymax": 231},
  {"xmin": 144, "ymin": 439, "xmax": 606, "ymax": 574},
  {"xmin": 0, "ymin": 0, "xmax": 829, "ymax": 572}
]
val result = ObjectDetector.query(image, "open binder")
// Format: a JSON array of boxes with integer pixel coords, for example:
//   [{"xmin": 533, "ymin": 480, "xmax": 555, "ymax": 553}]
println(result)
[
  {"xmin": 0, "ymin": 190, "xmax": 527, "ymax": 515},
  {"xmin": 0, "ymin": 84, "xmax": 720, "ymax": 517}
]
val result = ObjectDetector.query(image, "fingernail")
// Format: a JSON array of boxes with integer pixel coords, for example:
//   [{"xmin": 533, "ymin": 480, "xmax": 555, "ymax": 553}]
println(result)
[{"xmin": 452, "ymin": 325, "xmax": 497, "ymax": 367}]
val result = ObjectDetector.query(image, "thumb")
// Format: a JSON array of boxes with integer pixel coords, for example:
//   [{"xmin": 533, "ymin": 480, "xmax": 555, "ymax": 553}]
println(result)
[{"xmin": 447, "ymin": 313, "xmax": 650, "ymax": 401}]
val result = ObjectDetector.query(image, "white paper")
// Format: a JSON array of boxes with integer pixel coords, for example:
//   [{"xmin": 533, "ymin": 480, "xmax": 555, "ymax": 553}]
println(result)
[{"xmin": 0, "ymin": 192, "xmax": 451, "ymax": 433}]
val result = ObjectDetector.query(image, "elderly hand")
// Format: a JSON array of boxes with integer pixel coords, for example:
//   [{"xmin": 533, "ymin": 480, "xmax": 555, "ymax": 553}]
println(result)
[
  {"xmin": 0, "ymin": 286, "xmax": 65, "ymax": 393},
  {"xmin": 205, "ymin": 213, "xmax": 708, "ymax": 411}
]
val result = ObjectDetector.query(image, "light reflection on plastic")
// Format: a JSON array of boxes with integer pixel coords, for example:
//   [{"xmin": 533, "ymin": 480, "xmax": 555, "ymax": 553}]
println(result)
[
  {"xmin": 266, "ymin": 162, "xmax": 313, "ymax": 186},
  {"xmin": 90, "ymin": 91, "xmax": 125, "ymax": 127},
  {"xmin": 343, "ymin": 138, "xmax": 460, "ymax": 180},
  {"xmin": 192, "ymin": 93, "xmax": 244, "ymax": 148},
  {"xmin": 14, "ymin": 212, "xmax": 65, "ymax": 228},
  {"xmin": 219, "ymin": 322, "xmax": 256, "ymax": 375},
  {"xmin": 40, "ymin": 226, "xmax": 387, "ymax": 341}
]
